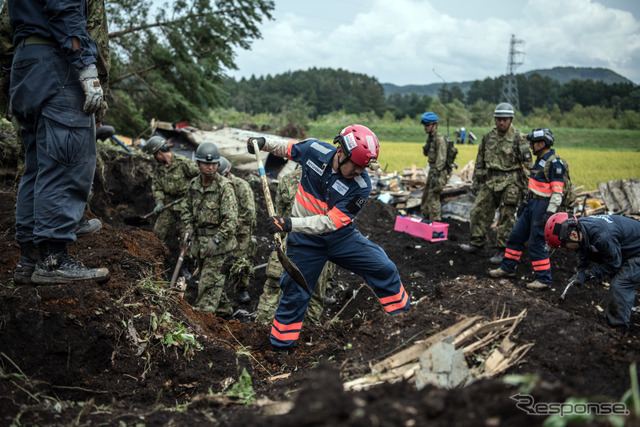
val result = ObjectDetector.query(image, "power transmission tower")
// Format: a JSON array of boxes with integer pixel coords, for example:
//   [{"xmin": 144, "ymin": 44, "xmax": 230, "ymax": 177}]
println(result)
[{"xmin": 501, "ymin": 34, "xmax": 524, "ymax": 111}]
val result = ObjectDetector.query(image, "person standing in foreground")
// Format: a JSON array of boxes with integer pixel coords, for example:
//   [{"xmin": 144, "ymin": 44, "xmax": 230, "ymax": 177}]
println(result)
[
  {"xmin": 460, "ymin": 102, "xmax": 532, "ymax": 265},
  {"xmin": 254, "ymin": 164, "xmax": 336, "ymax": 326},
  {"xmin": 9, "ymin": 0, "xmax": 109, "ymax": 285},
  {"xmin": 545, "ymin": 213, "xmax": 640, "ymax": 332},
  {"xmin": 181, "ymin": 142, "xmax": 238, "ymax": 317},
  {"xmin": 247, "ymin": 125, "xmax": 410, "ymax": 352},
  {"xmin": 419, "ymin": 112, "xmax": 451, "ymax": 221},
  {"xmin": 489, "ymin": 128, "xmax": 567, "ymax": 290}
]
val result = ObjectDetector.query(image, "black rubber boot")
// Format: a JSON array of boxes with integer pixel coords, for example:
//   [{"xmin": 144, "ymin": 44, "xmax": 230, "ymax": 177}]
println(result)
[
  {"xmin": 14, "ymin": 241, "xmax": 38, "ymax": 285},
  {"xmin": 31, "ymin": 241, "xmax": 110, "ymax": 285},
  {"xmin": 489, "ymin": 249, "xmax": 505, "ymax": 265}
]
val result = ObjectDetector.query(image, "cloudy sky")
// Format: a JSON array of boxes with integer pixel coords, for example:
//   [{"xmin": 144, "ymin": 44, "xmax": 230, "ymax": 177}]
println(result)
[{"xmin": 227, "ymin": 0, "xmax": 640, "ymax": 86}]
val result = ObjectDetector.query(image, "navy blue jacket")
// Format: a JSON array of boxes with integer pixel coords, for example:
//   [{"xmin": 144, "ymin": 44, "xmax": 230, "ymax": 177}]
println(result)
[
  {"xmin": 578, "ymin": 215, "xmax": 640, "ymax": 279},
  {"xmin": 9, "ymin": 0, "xmax": 97, "ymax": 69}
]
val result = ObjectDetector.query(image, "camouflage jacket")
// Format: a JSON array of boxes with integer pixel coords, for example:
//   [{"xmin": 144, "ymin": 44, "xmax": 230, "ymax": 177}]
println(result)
[
  {"xmin": 229, "ymin": 173, "xmax": 256, "ymax": 234},
  {"xmin": 473, "ymin": 125, "xmax": 532, "ymax": 191},
  {"xmin": 423, "ymin": 132, "xmax": 448, "ymax": 172},
  {"xmin": 181, "ymin": 173, "xmax": 238, "ymax": 254},
  {"xmin": 275, "ymin": 166, "xmax": 302, "ymax": 217},
  {"xmin": 152, "ymin": 153, "xmax": 200, "ymax": 211}
]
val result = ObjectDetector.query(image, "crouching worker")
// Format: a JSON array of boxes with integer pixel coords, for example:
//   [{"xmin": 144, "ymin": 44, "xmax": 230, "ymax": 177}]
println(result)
[
  {"xmin": 545, "ymin": 213, "xmax": 640, "ymax": 332},
  {"xmin": 247, "ymin": 125, "xmax": 410, "ymax": 353},
  {"xmin": 181, "ymin": 142, "xmax": 238, "ymax": 317}
]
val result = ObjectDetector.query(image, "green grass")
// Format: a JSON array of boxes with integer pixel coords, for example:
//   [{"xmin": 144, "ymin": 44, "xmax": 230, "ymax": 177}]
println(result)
[
  {"xmin": 306, "ymin": 124, "xmax": 640, "ymax": 191},
  {"xmin": 376, "ymin": 143, "xmax": 640, "ymax": 191}
]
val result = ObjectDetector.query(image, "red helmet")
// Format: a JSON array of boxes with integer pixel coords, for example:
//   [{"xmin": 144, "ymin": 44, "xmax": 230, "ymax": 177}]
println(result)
[
  {"xmin": 544, "ymin": 212, "xmax": 578, "ymax": 248},
  {"xmin": 333, "ymin": 124, "xmax": 379, "ymax": 168}
]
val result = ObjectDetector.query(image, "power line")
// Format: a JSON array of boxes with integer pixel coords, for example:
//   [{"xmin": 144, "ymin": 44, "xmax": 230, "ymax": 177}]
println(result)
[{"xmin": 501, "ymin": 34, "xmax": 524, "ymax": 111}]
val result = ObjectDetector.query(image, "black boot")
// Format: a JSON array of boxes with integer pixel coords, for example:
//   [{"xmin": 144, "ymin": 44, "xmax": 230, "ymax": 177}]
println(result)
[
  {"xmin": 14, "ymin": 241, "xmax": 38, "ymax": 285},
  {"xmin": 489, "ymin": 249, "xmax": 505, "ymax": 265},
  {"xmin": 31, "ymin": 241, "xmax": 109, "ymax": 285}
]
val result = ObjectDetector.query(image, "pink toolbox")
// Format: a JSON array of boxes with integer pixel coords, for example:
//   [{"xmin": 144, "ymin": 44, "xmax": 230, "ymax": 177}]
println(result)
[{"xmin": 393, "ymin": 216, "xmax": 449, "ymax": 242}]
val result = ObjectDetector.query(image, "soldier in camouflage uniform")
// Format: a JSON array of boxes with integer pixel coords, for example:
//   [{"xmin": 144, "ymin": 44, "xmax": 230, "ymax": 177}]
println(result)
[
  {"xmin": 460, "ymin": 103, "xmax": 532, "ymax": 264},
  {"xmin": 181, "ymin": 142, "xmax": 238, "ymax": 317},
  {"xmin": 142, "ymin": 135, "xmax": 200, "ymax": 246},
  {"xmin": 218, "ymin": 156, "xmax": 257, "ymax": 304},
  {"xmin": 419, "ymin": 112, "xmax": 451, "ymax": 221},
  {"xmin": 255, "ymin": 165, "xmax": 336, "ymax": 326}
]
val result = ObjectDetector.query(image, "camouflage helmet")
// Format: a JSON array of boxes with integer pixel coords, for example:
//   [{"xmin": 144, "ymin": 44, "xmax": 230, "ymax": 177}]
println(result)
[
  {"xmin": 494, "ymin": 102, "xmax": 515, "ymax": 118},
  {"xmin": 142, "ymin": 135, "xmax": 167, "ymax": 155},
  {"xmin": 195, "ymin": 142, "xmax": 220, "ymax": 163},
  {"xmin": 217, "ymin": 156, "xmax": 232, "ymax": 176}
]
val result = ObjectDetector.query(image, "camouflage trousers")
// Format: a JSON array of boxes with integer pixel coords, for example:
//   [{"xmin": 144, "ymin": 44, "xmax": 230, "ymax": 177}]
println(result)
[
  {"xmin": 420, "ymin": 170, "xmax": 449, "ymax": 221},
  {"xmin": 255, "ymin": 250, "xmax": 335, "ymax": 326},
  {"xmin": 194, "ymin": 253, "xmax": 234, "ymax": 317},
  {"xmin": 229, "ymin": 231, "xmax": 256, "ymax": 290},
  {"xmin": 469, "ymin": 183, "xmax": 522, "ymax": 248},
  {"xmin": 153, "ymin": 208, "xmax": 183, "ymax": 245}
]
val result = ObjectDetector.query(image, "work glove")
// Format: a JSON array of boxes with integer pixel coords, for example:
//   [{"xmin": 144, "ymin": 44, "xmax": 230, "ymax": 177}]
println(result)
[
  {"xmin": 181, "ymin": 228, "xmax": 193, "ymax": 241},
  {"xmin": 77, "ymin": 64, "xmax": 104, "ymax": 115},
  {"xmin": 202, "ymin": 237, "xmax": 220, "ymax": 257},
  {"xmin": 541, "ymin": 211, "xmax": 554, "ymax": 226},
  {"xmin": 267, "ymin": 216, "xmax": 292, "ymax": 234},
  {"xmin": 569, "ymin": 269, "xmax": 595, "ymax": 287},
  {"xmin": 153, "ymin": 202, "xmax": 164, "ymax": 214},
  {"xmin": 247, "ymin": 137, "xmax": 266, "ymax": 154},
  {"xmin": 471, "ymin": 181, "xmax": 479, "ymax": 196}
]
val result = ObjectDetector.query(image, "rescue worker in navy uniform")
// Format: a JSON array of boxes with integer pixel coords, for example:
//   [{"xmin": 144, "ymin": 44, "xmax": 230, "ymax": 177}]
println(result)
[
  {"xmin": 489, "ymin": 129, "xmax": 566, "ymax": 290},
  {"xmin": 247, "ymin": 125, "xmax": 410, "ymax": 353},
  {"xmin": 545, "ymin": 213, "xmax": 640, "ymax": 332},
  {"xmin": 9, "ymin": 0, "xmax": 109, "ymax": 285}
]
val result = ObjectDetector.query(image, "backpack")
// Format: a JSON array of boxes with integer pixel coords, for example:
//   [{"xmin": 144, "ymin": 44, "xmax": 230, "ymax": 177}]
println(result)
[
  {"xmin": 543, "ymin": 154, "xmax": 577, "ymax": 210},
  {"xmin": 445, "ymin": 136, "xmax": 458, "ymax": 170}
]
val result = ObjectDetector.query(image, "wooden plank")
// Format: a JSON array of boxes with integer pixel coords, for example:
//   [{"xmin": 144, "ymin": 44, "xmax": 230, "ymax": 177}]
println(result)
[{"xmin": 371, "ymin": 316, "xmax": 482, "ymax": 374}]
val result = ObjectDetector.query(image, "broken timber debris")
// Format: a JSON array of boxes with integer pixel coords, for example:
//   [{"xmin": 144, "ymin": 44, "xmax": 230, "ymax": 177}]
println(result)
[{"xmin": 343, "ymin": 309, "xmax": 532, "ymax": 391}]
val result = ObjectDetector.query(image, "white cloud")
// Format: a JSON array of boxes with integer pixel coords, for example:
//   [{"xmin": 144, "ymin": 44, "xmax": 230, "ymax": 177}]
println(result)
[{"xmin": 228, "ymin": 0, "xmax": 640, "ymax": 85}]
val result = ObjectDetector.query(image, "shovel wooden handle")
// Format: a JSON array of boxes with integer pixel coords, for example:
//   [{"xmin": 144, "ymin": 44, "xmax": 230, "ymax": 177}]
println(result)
[{"xmin": 250, "ymin": 138, "xmax": 310, "ymax": 294}]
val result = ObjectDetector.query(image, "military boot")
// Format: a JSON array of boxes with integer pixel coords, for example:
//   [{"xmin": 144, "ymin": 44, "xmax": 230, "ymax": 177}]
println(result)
[
  {"xmin": 75, "ymin": 219, "xmax": 102, "ymax": 237},
  {"xmin": 31, "ymin": 241, "xmax": 110, "ymax": 285},
  {"xmin": 14, "ymin": 241, "xmax": 39, "ymax": 285},
  {"xmin": 489, "ymin": 249, "xmax": 505, "ymax": 265}
]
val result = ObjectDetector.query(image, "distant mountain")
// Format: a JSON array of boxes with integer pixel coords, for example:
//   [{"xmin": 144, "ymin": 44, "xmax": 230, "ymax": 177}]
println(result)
[{"xmin": 382, "ymin": 67, "xmax": 633, "ymax": 96}]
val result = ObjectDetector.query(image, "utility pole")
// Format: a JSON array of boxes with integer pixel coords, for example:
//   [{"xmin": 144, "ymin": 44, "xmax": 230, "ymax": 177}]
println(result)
[
  {"xmin": 501, "ymin": 34, "xmax": 524, "ymax": 111},
  {"xmin": 433, "ymin": 68, "xmax": 450, "ymax": 137}
]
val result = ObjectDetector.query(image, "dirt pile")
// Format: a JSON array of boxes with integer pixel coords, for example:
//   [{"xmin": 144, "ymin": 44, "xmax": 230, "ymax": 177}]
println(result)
[{"xmin": 0, "ymin": 143, "xmax": 638, "ymax": 426}]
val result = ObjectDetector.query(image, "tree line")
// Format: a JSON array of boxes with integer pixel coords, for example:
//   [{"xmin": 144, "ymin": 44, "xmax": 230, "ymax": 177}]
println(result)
[{"xmin": 223, "ymin": 68, "xmax": 640, "ymax": 130}]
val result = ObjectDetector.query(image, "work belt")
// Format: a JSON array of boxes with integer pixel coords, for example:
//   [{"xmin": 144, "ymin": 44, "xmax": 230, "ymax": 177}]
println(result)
[
  {"xmin": 196, "ymin": 228, "xmax": 217, "ymax": 236},
  {"xmin": 529, "ymin": 193, "xmax": 549, "ymax": 199},
  {"xmin": 19, "ymin": 35, "xmax": 55, "ymax": 47}
]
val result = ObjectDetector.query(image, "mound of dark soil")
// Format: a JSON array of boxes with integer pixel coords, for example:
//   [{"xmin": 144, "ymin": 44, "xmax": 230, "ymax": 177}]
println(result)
[{"xmin": 0, "ymin": 145, "xmax": 638, "ymax": 426}]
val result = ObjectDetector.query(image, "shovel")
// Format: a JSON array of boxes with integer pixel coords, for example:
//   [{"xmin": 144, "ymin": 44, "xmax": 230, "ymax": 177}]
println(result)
[
  {"xmin": 170, "ymin": 231, "xmax": 190, "ymax": 289},
  {"xmin": 250, "ymin": 138, "xmax": 309, "ymax": 294},
  {"xmin": 124, "ymin": 197, "xmax": 184, "ymax": 225}
]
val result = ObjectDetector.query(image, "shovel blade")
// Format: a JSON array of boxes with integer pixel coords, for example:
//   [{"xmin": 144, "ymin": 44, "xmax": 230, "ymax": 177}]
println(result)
[
  {"xmin": 123, "ymin": 215, "xmax": 149, "ymax": 226},
  {"xmin": 276, "ymin": 247, "xmax": 310, "ymax": 294}
]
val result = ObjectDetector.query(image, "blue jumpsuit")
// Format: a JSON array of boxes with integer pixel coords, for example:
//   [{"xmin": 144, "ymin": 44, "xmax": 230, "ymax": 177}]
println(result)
[
  {"xmin": 265, "ymin": 139, "xmax": 410, "ymax": 348},
  {"xmin": 500, "ymin": 150, "xmax": 566, "ymax": 284},
  {"xmin": 9, "ymin": 0, "xmax": 98, "ymax": 246},
  {"xmin": 577, "ymin": 215, "xmax": 640, "ymax": 330}
]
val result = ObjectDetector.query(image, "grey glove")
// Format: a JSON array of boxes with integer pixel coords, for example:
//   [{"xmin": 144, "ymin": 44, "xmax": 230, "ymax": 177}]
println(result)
[
  {"xmin": 202, "ymin": 237, "xmax": 219, "ymax": 257},
  {"xmin": 78, "ymin": 64, "xmax": 104, "ymax": 115},
  {"xmin": 153, "ymin": 202, "xmax": 164, "ymax": 214}
]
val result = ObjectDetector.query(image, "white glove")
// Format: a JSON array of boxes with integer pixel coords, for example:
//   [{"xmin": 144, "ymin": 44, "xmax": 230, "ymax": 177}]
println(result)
[{"xmin": 78, "ymin": 64, "xmax": 103, "ymax": 115}]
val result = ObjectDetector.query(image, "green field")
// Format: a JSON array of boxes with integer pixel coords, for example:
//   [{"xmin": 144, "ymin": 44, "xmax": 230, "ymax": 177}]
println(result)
[{"xmin": 307, "ymin": 124, "xmax": 640, "ymax": 191}]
